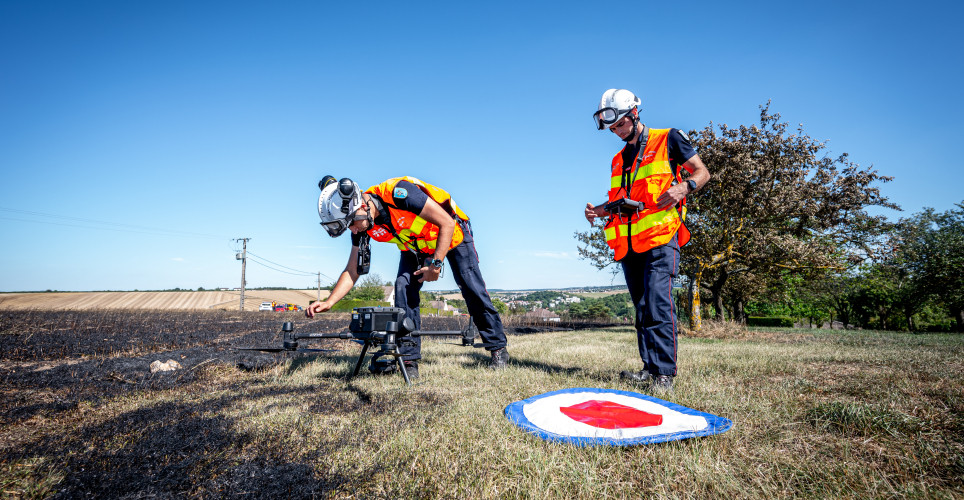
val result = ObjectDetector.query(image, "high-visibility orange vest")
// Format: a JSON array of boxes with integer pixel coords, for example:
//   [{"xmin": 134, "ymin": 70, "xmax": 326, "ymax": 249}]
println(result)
[
  {"xmin": 365, "ymin": 176, "xmax": 470, "ymax": 254},
  {"xmin": 604, "ymin": 128, "xmax": 690, "ymax": 261}
]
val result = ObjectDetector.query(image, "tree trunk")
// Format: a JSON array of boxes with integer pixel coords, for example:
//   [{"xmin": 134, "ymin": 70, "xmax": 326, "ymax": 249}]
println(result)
[
  {"xmin": 689, "ymin": 274, "xmax": 702, "ymax": 331},
  {"xmin": 709, "ymin": 269, "xmax": 728, "ymax": 320},
  {"xmin": 734, "ymin": 299, "xmax": 746, "ymax": 324},
  {"xmin": 713, "ymin": 293, "xmax": 725, "ymax": 320}
]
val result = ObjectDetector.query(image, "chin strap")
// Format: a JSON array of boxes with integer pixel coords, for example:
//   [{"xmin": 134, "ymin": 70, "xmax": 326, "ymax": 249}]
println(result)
[{"xmin": 622, "ymin": 115, "xmax": 639, "ymax": 143}]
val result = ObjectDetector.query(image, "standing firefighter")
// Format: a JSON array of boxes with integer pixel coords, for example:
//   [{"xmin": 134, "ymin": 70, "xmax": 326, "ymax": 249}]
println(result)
[
  {"xmin": 584, "ymin": 89, "xmax": 711, "ymax": 392},
  {"xmin": 307, "ymin": 175, "xmax": 509, "ymax": 379}
]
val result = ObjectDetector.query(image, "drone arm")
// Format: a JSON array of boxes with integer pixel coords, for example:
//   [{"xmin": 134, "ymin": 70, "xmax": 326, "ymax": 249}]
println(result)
[{"xmin": 292, "ymin": 331, "xmax": 357, "ymax": 341}]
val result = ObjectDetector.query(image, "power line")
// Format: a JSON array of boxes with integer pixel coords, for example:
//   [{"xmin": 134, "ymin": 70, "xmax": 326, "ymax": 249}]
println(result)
[
  {"xmin": 247, "ymin": 251, "xmax": 316, "ymax": 275},
  {"xmin": 247, "ymin": 256, "xmax": 317, "ymax": 277},
  {"xmin": 247, "ymin": 251, "xmax": 335, "ymax": 281}
]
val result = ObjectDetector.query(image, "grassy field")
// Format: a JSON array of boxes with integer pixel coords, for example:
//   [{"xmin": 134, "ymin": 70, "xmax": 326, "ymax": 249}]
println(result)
[{"xmin": 2, "ymin": 319, "xmax": 962, "ymax": 498}]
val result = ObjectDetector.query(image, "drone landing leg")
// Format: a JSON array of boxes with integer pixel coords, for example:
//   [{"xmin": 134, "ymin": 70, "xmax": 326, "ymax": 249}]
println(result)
[
  {"xmin": 395, "ymin": 351, "xmax": 411, "ymax": 385},
  {"xmin": 351, "ymin": 342, "xmax": 372, "ymax": 378}
]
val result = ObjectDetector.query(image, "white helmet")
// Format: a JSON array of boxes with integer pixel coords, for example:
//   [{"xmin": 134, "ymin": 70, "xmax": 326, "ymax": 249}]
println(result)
[
  {"xmin": 593, "ymin": 89, "xmax": 640, "ymax": 130},
  {"xmin": 317, "ymin": 175, "xmax": 364, "ymax": 237}
]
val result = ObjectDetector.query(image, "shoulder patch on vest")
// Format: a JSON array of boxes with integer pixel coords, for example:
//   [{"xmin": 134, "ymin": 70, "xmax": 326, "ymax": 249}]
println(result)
[
  {"xmin": 677, "ymin": 130, "xmax": 691, "ymax": 143},
  {"xmin": 393, "ymin": 187, "xmax": 408, "ymax": 199}
]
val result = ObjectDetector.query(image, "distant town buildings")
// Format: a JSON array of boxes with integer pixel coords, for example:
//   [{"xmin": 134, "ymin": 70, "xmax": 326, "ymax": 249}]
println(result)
[{"xmin": 522, "ymin": 308, "xmax": 561, "ymax": 322}]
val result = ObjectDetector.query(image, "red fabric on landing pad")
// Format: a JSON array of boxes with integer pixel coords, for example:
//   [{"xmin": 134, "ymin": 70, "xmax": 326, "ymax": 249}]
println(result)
[{"xmin": 559, "ymin": 400, "xmax": 663, "ymax": 429}]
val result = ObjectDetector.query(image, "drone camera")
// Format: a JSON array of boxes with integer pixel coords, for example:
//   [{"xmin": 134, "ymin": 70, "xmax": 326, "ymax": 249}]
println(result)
[{"xmin": 350, "ymin": 307, "xmax": 410, "ymax": 334}]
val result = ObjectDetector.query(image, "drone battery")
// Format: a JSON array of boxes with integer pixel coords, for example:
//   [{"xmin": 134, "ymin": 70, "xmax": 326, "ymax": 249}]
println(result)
[{"xmin": 350, "ymin": 307, "xmax": 406, "ymax": 333}]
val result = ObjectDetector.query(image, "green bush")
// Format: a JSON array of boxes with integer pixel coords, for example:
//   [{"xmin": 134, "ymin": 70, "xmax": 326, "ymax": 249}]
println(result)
[
  {"xmin": 331, "ymin": 299, "xmax": 390, "ymax": 311},
  {"xmin": 747, "ymin": 316, "xmax": 794, "ymax": 327},
  {"xmin": 924, "ymin": 321, "xmax": 954, "ymax": 332}
]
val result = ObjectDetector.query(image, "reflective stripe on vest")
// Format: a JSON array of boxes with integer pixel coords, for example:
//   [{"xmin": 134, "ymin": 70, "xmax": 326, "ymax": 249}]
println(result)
[
  {"xmin": 604, "ymin": 128, "xmax": 682, "ymax": 261},
  {"xmin": 365, "ymin": 176, "xmax": 467, "ymax": 254}
]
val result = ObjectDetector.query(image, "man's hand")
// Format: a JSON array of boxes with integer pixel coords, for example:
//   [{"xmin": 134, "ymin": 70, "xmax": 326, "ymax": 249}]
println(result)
[
  {"xmin": 305, "ymin": 301, "xmax": 332, "ymax": 318},
  {"xmin": 655, "ymin": 184, "xmax": 689, "ymax": 210},
  {"xmin": 414, "ymin": 265, "xmax": 440, "ymax": 283},
  {"xmin": 585, "ymin": 203, "xmax": 606, "ymax": 223}
]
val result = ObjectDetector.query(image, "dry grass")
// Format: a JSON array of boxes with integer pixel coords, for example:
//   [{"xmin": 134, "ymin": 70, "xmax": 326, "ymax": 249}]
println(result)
[{"xmin": 1, "ymin": 315, "xmax": 962, "ymax": 498}]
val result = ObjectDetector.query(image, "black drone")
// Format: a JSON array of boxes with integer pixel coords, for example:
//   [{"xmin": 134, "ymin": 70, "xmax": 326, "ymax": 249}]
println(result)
[{"xmin": 240, "ymin": 307, "xmax": 494, "ymax": 385}]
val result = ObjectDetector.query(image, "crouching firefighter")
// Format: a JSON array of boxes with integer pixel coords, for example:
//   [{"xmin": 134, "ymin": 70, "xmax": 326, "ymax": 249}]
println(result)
[{"xmin": 307, "ymin": 175, "xmax": 510, "ymax": 378}]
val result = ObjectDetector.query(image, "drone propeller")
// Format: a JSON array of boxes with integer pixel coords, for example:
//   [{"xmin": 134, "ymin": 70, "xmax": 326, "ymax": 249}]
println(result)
[
  {"xmin": 236, "ymin": 347, "xmax": 339, "ymax": 353},
  {"xmin": 441, "ymin": 340, "xmax": 500, "ymax": 348},
  {"xmin": 238, "ymin": 347, "xmax": 289, "ymax": 353}
]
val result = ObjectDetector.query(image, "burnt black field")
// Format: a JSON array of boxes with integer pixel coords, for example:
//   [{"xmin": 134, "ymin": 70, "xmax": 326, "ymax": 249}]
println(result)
[
  {"xmin": 1, "ymin": 308, "xmax": 558, "ymax": 409},
  {"xmin": 0, "ymin": 309, "xmax": 617, "ymax": 497}
]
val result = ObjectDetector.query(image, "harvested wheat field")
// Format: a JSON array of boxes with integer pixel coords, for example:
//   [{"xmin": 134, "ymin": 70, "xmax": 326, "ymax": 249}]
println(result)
[{"xmin": 0, "ymin": 290, "xmax": 329, "ymax": 311}]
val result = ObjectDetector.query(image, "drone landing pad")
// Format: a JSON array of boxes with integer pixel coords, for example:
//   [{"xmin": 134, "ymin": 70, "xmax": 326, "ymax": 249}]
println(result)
[{"xmin": 504, "ymin": 388, "xmax": 732, "ymax": 446}]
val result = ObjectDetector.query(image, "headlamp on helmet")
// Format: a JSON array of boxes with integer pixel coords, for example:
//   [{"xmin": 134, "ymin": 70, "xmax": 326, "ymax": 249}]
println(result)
[{"xmin": 317, "ymin": 175, "xmax": 364, "ymax": 237}]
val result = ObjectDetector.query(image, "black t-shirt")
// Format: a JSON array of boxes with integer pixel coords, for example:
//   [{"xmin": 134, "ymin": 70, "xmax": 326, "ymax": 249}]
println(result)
[
  {"xmin": 351, "ymin": 180, "xmax": 429, "ymax": 246},
  {"xmin": 620, "ymin": 127, "xmax": 697, "ymax": 174}
]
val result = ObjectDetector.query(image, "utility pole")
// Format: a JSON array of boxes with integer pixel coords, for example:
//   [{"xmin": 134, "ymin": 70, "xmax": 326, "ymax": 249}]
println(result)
[
  {"xmin": 316, "ymin": 272, "xmax": 321, "ymax": 301},
  {"xmin": 235, "ymin": 238, "xmax": 250, "ymax": 311}
]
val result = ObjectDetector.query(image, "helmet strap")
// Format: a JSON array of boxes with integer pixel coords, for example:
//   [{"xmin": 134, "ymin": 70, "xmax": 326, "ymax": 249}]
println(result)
[
  {"xmin": 364, "ymin": 195, "xmax": 380, "ymax": 228},
  {"xmin": 623, "ymin": 114, "xmax": 640, "ymax": 143}
]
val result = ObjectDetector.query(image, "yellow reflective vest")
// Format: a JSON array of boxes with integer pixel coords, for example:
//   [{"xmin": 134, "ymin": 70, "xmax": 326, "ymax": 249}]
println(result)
[
  {"xmin": 604, "ymin": 128, "xmax": 687, "ymax": 261},
  {"xmin": 365, "ymin": 176, "xmax": 469, "ymax": 254}
]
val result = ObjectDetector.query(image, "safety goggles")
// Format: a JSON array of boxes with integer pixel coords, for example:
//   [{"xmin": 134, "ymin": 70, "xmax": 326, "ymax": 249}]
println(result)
[
  {"xmin": 322, "ymin": 219, "xmax": 350, "ymax": 237},
  {"xmin": 321, "ymin": 213, "xmax": 369, "ymax": 237},
  {"xmin": 593, "ymin": 107, "xmax": 632, "ymax": 130}
]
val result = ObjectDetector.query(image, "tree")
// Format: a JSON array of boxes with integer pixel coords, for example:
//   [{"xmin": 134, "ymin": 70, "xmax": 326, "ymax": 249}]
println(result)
[
  {"xmin": 447, "ymin": 298, "xmax": 467, "ymax": 312},
  {"xmin": 926, "ymin": 204, "xmax": 964, "ymax": 330},
  {"xmin": 896, "ymin": 203, "xmax": 964, "ymax": 331},
  {"xmin": 575, "ymin": 103, "xmax": 897, "ymax": 330},
  {"xmin": 344, "ymin": 273, "xmax": 388, "ymax": 301}
]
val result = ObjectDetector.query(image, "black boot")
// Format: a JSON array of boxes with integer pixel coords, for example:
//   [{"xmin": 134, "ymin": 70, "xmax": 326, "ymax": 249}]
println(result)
[
  {"xmin": 652, "ymin": 374, "xmax": 674, "ymax": 393},
  {"xmin": 368, "ymin": 357, "xmax": 397, "ymax": 375},
  {"xmin": 489, "ymin": 348, "xmax": 509, "ymax": 369},
  {"xmin": 402, "ymin": 362, "xmax": 419, "ymax": 380},
  {"xmin": 619, "ymin": 369, "xmax": 653, "ymax": 384}
]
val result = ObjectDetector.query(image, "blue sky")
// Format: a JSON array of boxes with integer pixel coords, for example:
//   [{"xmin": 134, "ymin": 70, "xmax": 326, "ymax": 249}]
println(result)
[{"xmin": 1, "ymin": 0, "xmax": 962, "ymax": 292}]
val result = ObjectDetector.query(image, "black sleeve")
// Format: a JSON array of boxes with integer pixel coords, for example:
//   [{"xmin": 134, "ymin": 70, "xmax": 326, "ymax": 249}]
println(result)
[
  {"xmin": 667, "ymin": 128, "xmax": 697, "ymax": 170},
  {"xmin": 390, "ymin": 180, "xmax": 429, "ymax": 215}
]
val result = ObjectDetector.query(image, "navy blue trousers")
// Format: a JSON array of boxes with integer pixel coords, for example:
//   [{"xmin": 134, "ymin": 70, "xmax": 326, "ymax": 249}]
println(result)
[
  {"xmin": 393, "ymin": 222, "xmax": 507, "ymax": 362},
  {"xmin": 620, "ymin": 233, "xmax": 680, "ymax": 376}
]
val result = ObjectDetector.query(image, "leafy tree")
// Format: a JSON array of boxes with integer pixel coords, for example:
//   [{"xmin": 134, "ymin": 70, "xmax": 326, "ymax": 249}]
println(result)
[
  {"xmin": 895, "ymin": 203, "xmax": 964, "ymax": 331},
  {"xmin": 568, "ymin": 301, "xmax": 613, "ymax": 319},
  {"xmin": 492, "ymin": 298, "xmax": 508, "ymax": 315},
  {"xmin": 575, "ymin": 103, "xmax": 896, "ymax": 330},
  {"xmin": 927, "ymin": 204, "xmax": 964, "ymax": 330},
  {"xmin": 345, "ymin": 273, "xmax": 388, "ymax": 301}
]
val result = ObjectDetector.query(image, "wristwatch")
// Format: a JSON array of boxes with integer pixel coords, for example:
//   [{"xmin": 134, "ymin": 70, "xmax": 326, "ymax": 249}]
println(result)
[
  {"xmin": 429, "ymin": 258, "xmax": 444, "ymax": 270},
  {"xmin": 686, "ymin": 179, "xmax": 698, "ymax": 193}
]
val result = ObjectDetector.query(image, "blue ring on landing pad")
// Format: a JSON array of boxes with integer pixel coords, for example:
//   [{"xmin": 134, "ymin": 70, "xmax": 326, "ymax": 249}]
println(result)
[{"xmin": 504, "ymin": 387, "xmax": 733, "ymax": 446}]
